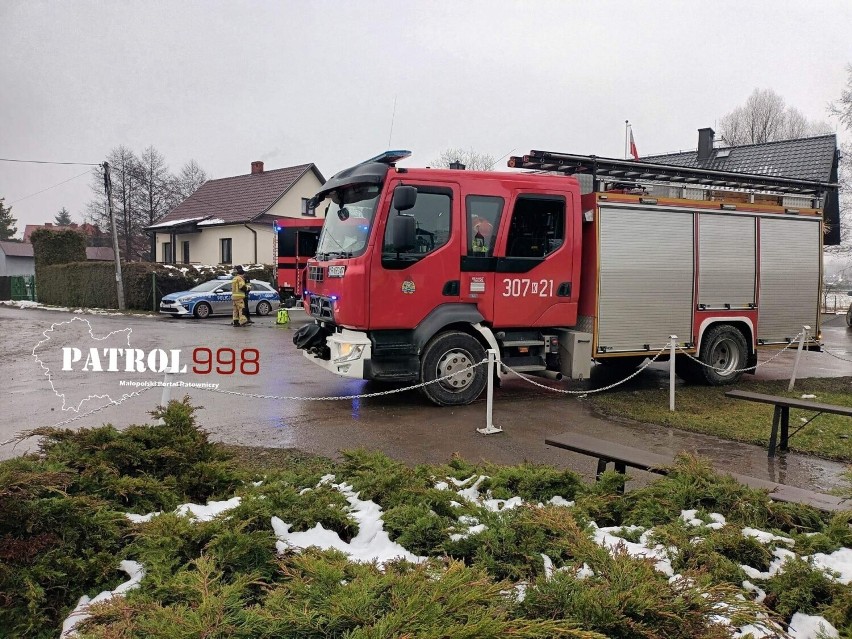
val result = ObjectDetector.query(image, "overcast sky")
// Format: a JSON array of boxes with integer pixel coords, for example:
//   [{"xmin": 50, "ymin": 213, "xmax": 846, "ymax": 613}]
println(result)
[{"xmin": 2, "ymin": 0, "xmax": 851, "ymax": 235}]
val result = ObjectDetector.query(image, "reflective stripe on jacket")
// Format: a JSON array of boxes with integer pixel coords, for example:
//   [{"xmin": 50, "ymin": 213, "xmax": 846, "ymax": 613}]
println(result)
[{"xmin": 232, "ymin": 275, "xmax": 246, "ymax": 299}]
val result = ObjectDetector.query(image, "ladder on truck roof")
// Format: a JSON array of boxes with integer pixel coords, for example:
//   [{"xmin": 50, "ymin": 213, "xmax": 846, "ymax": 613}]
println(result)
[{"xmin": 508, "ymin": 150, "xmax": 837, "ymax": 198}]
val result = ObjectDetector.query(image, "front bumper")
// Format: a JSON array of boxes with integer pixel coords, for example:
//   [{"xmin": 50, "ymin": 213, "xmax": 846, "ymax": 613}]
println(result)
[
  {"xmin": 159, "ymin": 300, "xmax": 191, "ymax": 315},
  {"xmin": 302, "ymin": 328, "xmax": 372, "ymax": 379}
]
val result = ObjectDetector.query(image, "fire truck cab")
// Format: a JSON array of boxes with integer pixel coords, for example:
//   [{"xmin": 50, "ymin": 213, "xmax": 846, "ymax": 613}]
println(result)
[{"xmin": 294, "ymin": 150, "xmax": 831, "ymax": 406}]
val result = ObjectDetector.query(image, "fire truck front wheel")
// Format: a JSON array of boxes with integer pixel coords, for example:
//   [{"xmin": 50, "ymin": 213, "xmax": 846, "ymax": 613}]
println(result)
[
  {"xmin": 697, "ymin": 324, "xmax": 748, "ymax": 385},
  {"xmin": 420, "ymin": 331, "xmax": 487, "ymax": 406}
]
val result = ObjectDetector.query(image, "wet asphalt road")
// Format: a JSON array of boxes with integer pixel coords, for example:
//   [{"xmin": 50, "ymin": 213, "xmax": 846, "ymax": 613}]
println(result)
[{"xmin": 1, "ymin": 305, "xmax": 850, "ymax": 492}]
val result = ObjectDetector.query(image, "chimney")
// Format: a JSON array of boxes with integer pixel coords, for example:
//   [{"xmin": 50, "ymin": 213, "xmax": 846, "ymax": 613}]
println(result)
[
  {"xmin": 697, "ymin": 128, "xmax": 715, "ymax": 162},
  {"xmin": 251, "ymin": 161, "xmax": 264, "ymax": 174}
]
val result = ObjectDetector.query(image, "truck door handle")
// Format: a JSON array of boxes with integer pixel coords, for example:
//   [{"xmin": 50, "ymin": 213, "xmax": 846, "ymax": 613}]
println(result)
[{"xmin": 442, "ymin": 280, "xmax": 460, "ymax": 296}]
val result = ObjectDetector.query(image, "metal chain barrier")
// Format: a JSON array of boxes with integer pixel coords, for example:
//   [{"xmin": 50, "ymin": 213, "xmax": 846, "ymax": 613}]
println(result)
[
  {"xmin": 192, "ymin": 359, "xmax": 490, "ymax": 401},
  {"xmin": 821, "ymin": 347, "xmax": 852, "ymax": 364},
  {"xmin": 501, "ymin": 346, "xmax": 668, "ymax": 395},
  {"xmin": 675, "ymin": 332, "xmax": 804, "ymax": 374}
]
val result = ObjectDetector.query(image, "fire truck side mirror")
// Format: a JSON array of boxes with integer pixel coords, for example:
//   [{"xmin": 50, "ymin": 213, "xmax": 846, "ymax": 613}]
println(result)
[
  {"xmin": 389, "ymin": 214, "xmax": 417, "ymax": 252},
  {"xmin": 392, "ymin": 185, "xmax": 417, "ymax": 211}
]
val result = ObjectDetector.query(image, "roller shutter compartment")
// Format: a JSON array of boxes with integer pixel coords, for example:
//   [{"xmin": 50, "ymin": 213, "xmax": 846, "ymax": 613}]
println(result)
[
  {"xmin": 758, "ymin": 217, "xmax": 820, "ymax": 343},
  {"xmin": 698, "ymin": 213, "xmax": 756, "ymax": 309},
  {"xmin": 597, "ymin": 207, "xmax": 694, "ymax": 352}
]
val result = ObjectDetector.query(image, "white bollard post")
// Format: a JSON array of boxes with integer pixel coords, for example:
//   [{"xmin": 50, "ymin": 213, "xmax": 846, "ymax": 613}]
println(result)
[
  {"xmin": 157, "ymin": 371, "xmax": 172, "ymax": 425},
  {"xmin": 477, "ymin": 349, "xmax": 503, "ymax": 435},
  {"xmin": 787, "ymin": 325, "xmax": 810, "ymax": 392},
  {"xmin": 669, "ymin": 335, "xmax": 677, "ymax": 412}
]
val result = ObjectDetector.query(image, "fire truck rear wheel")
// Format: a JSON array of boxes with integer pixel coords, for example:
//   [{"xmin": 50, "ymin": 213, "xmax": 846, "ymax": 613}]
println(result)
[
  {"xmin": 697, "ymin": 324, "xmax": 748, "ymax": 385},
  {"xmin": 420, "ymin": 331, "xmax": 487, "ymax": 406}
]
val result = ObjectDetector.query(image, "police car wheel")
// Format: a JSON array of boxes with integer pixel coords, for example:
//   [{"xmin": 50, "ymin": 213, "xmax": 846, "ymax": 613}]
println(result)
[
  {"xmin": 193, "ymin": 302, "xmax": 212, "ymax": 319},
  {"xmin": 256, "ymin": 300, "xmax": 272, "ymax": 316}
]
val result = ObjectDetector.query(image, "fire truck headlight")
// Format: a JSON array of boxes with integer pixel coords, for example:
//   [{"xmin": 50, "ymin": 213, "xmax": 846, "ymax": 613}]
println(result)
[{"xmin": 335, "ymin": 343, "xmax": 364, "ymax": 362}]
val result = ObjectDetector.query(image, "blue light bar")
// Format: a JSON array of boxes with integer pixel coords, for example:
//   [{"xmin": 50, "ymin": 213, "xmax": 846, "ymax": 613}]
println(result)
[{"xmin": 361, "ymin": 150, "xmax": 411, "ymax": 166}]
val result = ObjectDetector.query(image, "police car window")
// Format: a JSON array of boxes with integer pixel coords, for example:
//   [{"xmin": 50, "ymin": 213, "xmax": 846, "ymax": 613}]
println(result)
[
  {"xmin": 466, "ymin": 195, "xmax": 504, "ymax": 257},
  {"xmin": 505, "ymin": 196, "xmax": 565, "ymax": 258},
  {"xmin": 382, "ymin": 187, "xmax": 452, "ymax": 268}
]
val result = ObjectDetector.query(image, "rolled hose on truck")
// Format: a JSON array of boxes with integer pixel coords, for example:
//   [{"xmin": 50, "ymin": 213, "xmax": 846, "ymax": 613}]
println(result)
[{"xmin": 293, "ymin": 323, "xmax": 331, "ymax": 357}]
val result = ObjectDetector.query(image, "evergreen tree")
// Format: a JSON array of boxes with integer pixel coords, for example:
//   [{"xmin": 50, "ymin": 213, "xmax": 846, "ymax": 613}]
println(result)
[
  {"xmin": 0, "ymin": 198, "xmax": 18, "ymax": 240},
  {"xmin": 54, "ymin": 207, "xmax": 73, "ymax": 225}
]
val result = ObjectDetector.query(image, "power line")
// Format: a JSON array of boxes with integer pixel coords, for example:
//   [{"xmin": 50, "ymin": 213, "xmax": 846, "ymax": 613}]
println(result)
[
  {"xmin": 8, "ymin": 170, "xmax": 93, "ymax": 204},
  {"xmin": 0, "ymin": 158, "xmax": 100, "ymax": 166}
]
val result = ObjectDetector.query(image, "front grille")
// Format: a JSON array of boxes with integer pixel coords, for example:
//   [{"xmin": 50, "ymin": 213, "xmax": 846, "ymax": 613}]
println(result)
[
  {"xmin": 308, "ymin": 266, "xmax": 324, "ymax": 282},
  {"xmin": 308, "ymin": 295, "xmax": 334, "ymax": 321}
]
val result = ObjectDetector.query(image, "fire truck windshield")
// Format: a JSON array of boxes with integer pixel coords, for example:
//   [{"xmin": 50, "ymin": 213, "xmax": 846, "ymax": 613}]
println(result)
[{"xmin": 315, "ymin": 183, "xmax": 382, "ymax": 259}]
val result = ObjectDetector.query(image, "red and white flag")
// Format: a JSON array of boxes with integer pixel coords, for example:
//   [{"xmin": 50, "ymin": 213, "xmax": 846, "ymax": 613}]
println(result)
[{"xmin": 629, "ymin": 128, "xmax": 639, "ymax": 160}]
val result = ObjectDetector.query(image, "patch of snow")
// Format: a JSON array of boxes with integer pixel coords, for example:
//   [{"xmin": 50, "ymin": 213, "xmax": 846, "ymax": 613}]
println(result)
[
  {"xmin": 514, "ymin": 582, "xmax": 527, "ymax": 602},
  {"xmin": 175, "ymin": 497, "xmax": 242, "ymax": 522},
  {"xmin": 61, "ymin": 560, "xmax": 144, "ymax": 638},
  {"xmin": 680, "ymin": 509, "xmax": 703, "ymax": 527},
  {"xmin": 548, "ymin": 496, "xmax": 574, "ymax": 507},
  {"xmin": 448, "ymin": 475, "xmax": 477, "ymax": 487},
  {"xmin": 733, "ymin": 622, "xmax": 777, "ymax": 638},
  {"xmin": 197, "ymin": 218, "xmax": 225, "ymax": 226},
  {"xmin": 125, "ymin": 496, "xmax": 241, "ymax": 524},
  {"xmin": 742, "ymin": 580, "xmax": 766, "ymax": 603},
  {"xmin": 590, "ymin": 523, "xmax": 673, "ymax": 576},
  {"xmin": 679, "ymin": 510, "xmax": 726, "ymax": 530},
  {"xmin": 576, "ymin": 563, "xmax": 594, "ymax": 580},
  {"xmin": 788, "ymin": 613, "xmax": 839, "ymax": 639},
  {"xmin": 808, "ymin": 547, "xmax": 852, "ymax": 584},
  {"xmin": 272, "ymin": 478, "xmax": 425, "ymax": 565},
  {"xmin": 251, "ymin": 480, "xmax": 263, "ymax": 487},
  {"xmin": 298, "ymin": 487, "xmax": 311, "ymax": 495},
  {"xmin": 449, "ymin": 500, "xmax": 462, "ymax": 508},
  {"xmin": 434, "ymin": 481, "xmax": 449, "ymax": 491},
  {"xmin": 125, "ymin": 512, "xmax": 159, "ymax": 523},
  {"xmin": 742, "ymin": 527, "xmax": 795, "ymax": 546},
  {"xmin": 800, "ymin": 394, "xmax": 817, "ymax": 399},
  {"xmin": 541, "ymin": 553, "xmax": 554, "ymax": 579},
  {"xmin": 707, "ymin": 513, "xmax": 726, "ymax": 529},
  {"xmin": 482, "ymin": 496, "xmax": 523, "ymax": 512},
  {"xmin": 456, "ymin": 475, "xmax": 487, "ymax": 502},
  {"xmin": 740, "ymin": 548, "xmax": 796, "ymax": 580}
]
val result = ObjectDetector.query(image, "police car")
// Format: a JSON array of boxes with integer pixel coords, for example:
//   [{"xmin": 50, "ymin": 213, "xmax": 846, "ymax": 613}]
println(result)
[{"xmin": 159, "ymin": 276, "xmax": 280, "ymax": 319}]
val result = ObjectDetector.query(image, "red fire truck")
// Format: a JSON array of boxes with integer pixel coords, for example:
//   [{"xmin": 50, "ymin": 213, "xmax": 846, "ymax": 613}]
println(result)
[
  {"xmin": 274, "ymin": 217, "xmax": 324, "ymax": 307},
  {"xmin": 294, "ymin": 150, "xmax": 834, "ymax": 405}
]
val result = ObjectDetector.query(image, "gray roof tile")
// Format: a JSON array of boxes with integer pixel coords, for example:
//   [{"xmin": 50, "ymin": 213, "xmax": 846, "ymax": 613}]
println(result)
[
  {"xmin": 643, "ymin": 134, "xmax": 837, "ymax": 183},
  {"xmin": 153, "ymin": 163, "xmax": 324, "ymax": 227}
]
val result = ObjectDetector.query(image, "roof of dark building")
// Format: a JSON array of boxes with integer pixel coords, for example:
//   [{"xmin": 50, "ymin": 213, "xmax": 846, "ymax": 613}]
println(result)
[
  {"xmin": 0, "ymin": 241, "xmax": 34, "ymax": 257},
  {"xmin": 643, "ymin": 134, "xmax": 837, "ymax": 183},
  {"xmin": 0, "ymin": 242, "xmax": 114, "ymax": 261},
  {"xmin": 150, "ymin": 163, "xmax": 325, "ymax": 228}
]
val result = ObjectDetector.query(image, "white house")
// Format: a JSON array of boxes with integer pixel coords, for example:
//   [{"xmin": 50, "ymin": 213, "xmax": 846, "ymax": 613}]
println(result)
[{"xmin": 147, "ymin": 161, "xmax": 325, "ymax": 266}]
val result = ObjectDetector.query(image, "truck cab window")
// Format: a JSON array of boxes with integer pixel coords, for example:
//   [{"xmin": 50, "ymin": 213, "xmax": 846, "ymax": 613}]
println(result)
[
  {"xmin": 505, "ymin": 196, "xmax": 565, "ymax": 258},
  {"xmin": 466, "ymin": 195, "xmax": 504, "ymax": 257},
  {"xmin": 382, "ymin": 187, "xmax": 452, "ymax": 268}
]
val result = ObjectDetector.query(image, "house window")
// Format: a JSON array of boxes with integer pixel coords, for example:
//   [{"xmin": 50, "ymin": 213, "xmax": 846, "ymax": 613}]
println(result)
[
  {"xmin": 505, "ymin": 196, "xmax": 565, "ymax": 258},
  {"xmin": 301, "ymin": 197, "xmax": 315, "ymax": 216},
  {"xmin": 162, "ymin": 242, "xmax": 172, "ymax": 263},
  {"xmin": 220, "ymin": 238, "xmax": 232, "ymax": 264},
  {"xmin": 182, "ymin": 241, "xmax": 190, "ymax": 264}
]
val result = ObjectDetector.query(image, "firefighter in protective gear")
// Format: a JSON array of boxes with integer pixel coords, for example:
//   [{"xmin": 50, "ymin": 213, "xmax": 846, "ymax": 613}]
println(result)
[
  {"xmin": 470, "ymin": 215, "xmax": 492, "ymax": 254},
  {"xmin": 232, "ymin": 266, "xmax": 248, "ymax": 327}
]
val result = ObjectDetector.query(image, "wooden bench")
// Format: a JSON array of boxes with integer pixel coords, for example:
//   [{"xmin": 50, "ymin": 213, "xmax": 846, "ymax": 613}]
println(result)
[
  {"xmin": 724, "ymin": 390, "xmax": 852, "ymax": 457},
  {"xmin": 544, "ymin": 432, "xmax": 849, "ymax": 512}
]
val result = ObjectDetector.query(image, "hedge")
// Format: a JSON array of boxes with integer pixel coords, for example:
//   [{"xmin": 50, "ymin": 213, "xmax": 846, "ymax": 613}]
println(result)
[{"xmin": 36, "ymin": 263, "xmax": 274, "ymax": 311}]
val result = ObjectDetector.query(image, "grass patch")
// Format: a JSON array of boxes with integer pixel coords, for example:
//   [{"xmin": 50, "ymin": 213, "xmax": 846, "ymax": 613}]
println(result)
[
  {"xmin": 586, "ymin": 376, "xmax": 852, "ymax": 461},
  {"xmin": 1, "ymin": 401, "xmax": 849, "ymax": 638}
]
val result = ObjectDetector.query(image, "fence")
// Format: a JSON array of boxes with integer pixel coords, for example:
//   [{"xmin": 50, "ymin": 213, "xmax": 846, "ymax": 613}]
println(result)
[{"xmin": 0, "ymin": 275, "xmax": 36, "ymax": 301}]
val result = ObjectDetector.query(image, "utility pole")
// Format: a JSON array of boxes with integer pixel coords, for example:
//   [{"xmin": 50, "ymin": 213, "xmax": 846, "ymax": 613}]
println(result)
[{"xmin": 103, "ymin": 162, "xmax": 126, "ymax": 310}]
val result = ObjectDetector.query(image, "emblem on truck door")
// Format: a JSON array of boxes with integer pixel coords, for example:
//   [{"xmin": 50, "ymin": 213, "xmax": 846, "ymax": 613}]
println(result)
[{"xmin": 401, "ymin": 277, "xmax": 416, "ymax": 294}]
